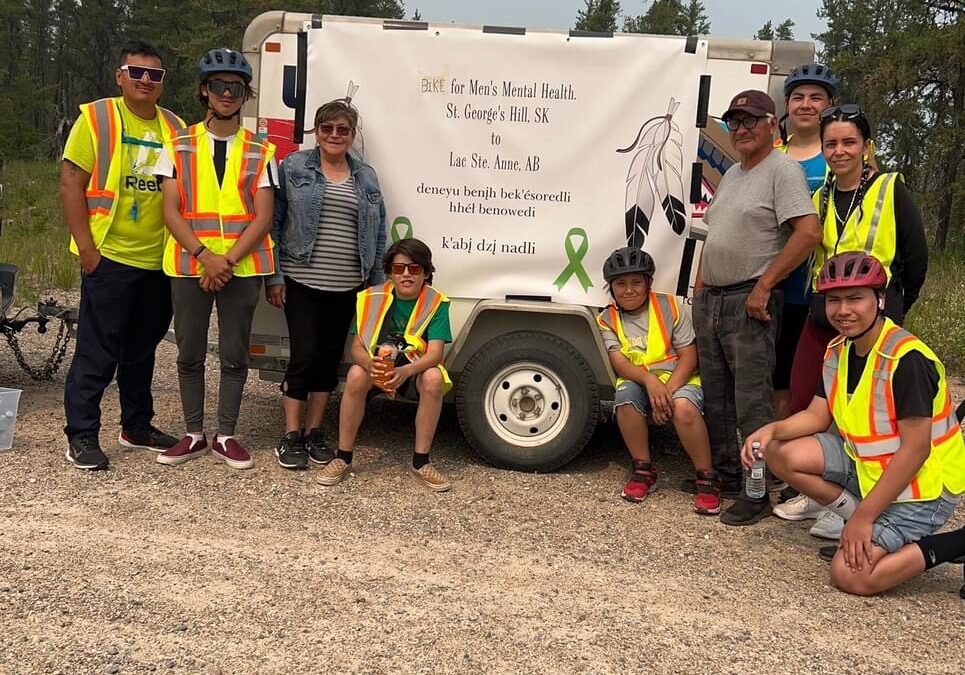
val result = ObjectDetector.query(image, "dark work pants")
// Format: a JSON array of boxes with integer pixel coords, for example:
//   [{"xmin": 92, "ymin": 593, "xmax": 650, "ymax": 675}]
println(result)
[
  {"xmin": 64, "ymin": 257, "xmax": 173, "ymax": 439},
  {"xmin": 281, "ymin": 276, "xmax": 357, "ymax": 400},
  {"xmin": 171, "ymin": 276, "xmax": 261, "ymax": 436},
  {"xmin": 692, "ymin": 284, "xmax": 782, "ymax": 485}
]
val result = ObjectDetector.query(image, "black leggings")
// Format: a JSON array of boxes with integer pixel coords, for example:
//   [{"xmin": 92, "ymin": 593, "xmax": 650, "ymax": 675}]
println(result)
[{"xmin": 281, "ymin": 276, "xmax": 357, "ymax": 400}]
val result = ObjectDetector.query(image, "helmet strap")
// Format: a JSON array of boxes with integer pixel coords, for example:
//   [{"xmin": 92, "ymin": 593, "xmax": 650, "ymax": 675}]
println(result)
[{"xmin": 845, "ymin": 297, "xmax": 884, "ymax": 343}]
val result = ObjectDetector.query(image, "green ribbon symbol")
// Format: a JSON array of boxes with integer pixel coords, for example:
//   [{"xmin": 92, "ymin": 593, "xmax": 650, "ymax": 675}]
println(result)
[
  {"xmin": 553, "ymin": 227, "xmax": 593, "ymax": 292},
  {"xmin": 391, "ymin": 216, "xmax": 413, "ymax": 243}
]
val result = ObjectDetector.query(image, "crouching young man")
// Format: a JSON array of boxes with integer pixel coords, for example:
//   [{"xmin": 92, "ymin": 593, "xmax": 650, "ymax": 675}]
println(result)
[
  {"xmin": 597, "ymin": 247, "xmax": 720, "ymax": 514},
  {"xmin": 745, "ymin": 253, "xmax": 965, "ymax": 595},
  {"xmin": 319, "ymin": 238, "xmax": 452, "ymax": 492}
]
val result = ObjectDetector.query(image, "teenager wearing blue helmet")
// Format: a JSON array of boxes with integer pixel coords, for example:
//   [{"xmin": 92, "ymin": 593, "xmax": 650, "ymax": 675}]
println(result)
[{"xmin": 152, "ymin": 48, "xmax": 278, "ymax": 471}]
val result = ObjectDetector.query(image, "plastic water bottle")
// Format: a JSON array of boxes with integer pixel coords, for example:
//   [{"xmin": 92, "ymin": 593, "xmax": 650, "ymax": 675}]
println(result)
[{"xmin": 745, "ymin": 441, "xmax": 767, "ymax": 500}]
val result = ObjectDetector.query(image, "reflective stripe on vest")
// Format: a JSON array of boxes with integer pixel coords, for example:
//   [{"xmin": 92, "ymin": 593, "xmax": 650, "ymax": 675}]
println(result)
[
  {"xmin": 355, "ymin": 282, "xmax": 452, "ymax": 394},
  {"xmin": 163, "ymin": 123, "xmax": 275, "ymax": 277},
  {"xmin": 810, "ymin": 173, "xmax": 901, "ymax": 290},
  {"xmin": 822, "ymin": 318, "xmax": 965, "ymax": 501},
  {"xmin": 71, "ymin": 97, "xmax": 184, "ymax": 254},
  {"xmin": 596, "ymin": 292, "xmax": 700, "ymax": 387}
]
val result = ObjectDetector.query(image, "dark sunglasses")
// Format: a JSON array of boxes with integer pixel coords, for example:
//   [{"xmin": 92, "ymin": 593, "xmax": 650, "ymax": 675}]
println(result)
[
  {"xmin": 317, "ymin": 123, "xmax": 354, "ymax": 137},
  {"xmin": 120, "ymin": 64, "xmax": 165, "ymax": 83},
  {"xmin": 820, "ymin": 104, "xmax": 864, "ymax": 121},
  {"xmin": 390, "ymin": 263, "xmax": 424, "ymax": 276},
  {"xmin": 725, "ymin": 115, "xmax": 769, "ymax": 131},
  {"xmin": 206, "ymin": 78, "xmax": 247, "ymax": 99}
]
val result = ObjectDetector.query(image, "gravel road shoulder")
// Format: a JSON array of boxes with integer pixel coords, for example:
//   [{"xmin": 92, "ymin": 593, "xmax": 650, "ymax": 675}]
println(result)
[{"xmin": 1, "ymin": 329, "xmax": 963, "ymax": 674}]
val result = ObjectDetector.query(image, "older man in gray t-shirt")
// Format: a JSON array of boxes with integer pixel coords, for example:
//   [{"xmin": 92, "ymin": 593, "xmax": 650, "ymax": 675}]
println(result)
[{"xmin": 693, "ymin": 89, "xmax": 821, "ymax": 526}]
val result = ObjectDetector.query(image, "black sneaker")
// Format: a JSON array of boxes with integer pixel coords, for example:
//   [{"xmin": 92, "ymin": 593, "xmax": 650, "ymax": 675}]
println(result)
[
  {"xmin": 275, "ymin": 431, "xmax": 308, "ymax": 470},
  {"xmin": 719, "ymin": 495, "xmax": 772, "ymax": 526},
  {"xmin": 305, "ymin": 428, "xmax": 333, "ymax": 465},
  {"xmin": 66, "ymin": 435, "xmax": 109, "ymax": 470},
  {"xmin": 680, "ymin": 477, "xmax": 742, "ymax": 499},
  {"xmin": 118, "ymin": 425, "xmax": 178, "ymax": 452},
  {"xmin": 819, "ymin": 545, "xmax": 838, "ymax": 563}
]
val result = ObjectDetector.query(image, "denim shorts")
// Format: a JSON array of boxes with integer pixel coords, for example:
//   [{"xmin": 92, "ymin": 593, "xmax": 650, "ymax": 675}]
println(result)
[
  {"xmin": 816, "ymin": 431, "xmax": 961, "ymax": 553},
  {"xmin": 614, "ymin": 380, "xmax": 704, "ymax": 418}
]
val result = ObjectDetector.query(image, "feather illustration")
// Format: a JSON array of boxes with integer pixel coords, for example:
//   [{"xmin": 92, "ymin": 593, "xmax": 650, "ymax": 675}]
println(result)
[{"xmin": 617, "ymin": 98, "xmax": 688, "ymax": 245}]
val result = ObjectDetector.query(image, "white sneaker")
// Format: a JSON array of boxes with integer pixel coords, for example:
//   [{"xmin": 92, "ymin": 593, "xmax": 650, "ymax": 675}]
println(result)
[
  {"xmin": 773, "ymin": 494, "xmax": 824, "ymax": 521},
  {"xmin": 809, "ymin": 510, "xmax": 844, "ymax": 540}
]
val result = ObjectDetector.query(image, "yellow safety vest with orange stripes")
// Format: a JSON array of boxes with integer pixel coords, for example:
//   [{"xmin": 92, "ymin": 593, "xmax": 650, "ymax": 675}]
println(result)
[
  {"xmin": 355, "ymin": 282, "xmax": 452, "ymax": 394},
  {"xmin": 163, "ymin": 123, "xmax": 276, "ymax": 277},
  {"xmin": 810, "ymin": 173, "xmax": 901, "ymax": 290},
  {"xmin": 70, "ymin": 97, "xmax": 184, "ymax": 255},
  {"xmin": 822, "ymin": 318, "xmax": 965, "ymax": 502},
  {"xmin": 596, "ymin": 292, "xmax": 701, "ymax": 388}
]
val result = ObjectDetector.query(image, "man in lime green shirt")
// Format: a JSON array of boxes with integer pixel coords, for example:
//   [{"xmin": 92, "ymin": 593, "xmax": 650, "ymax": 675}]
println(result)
[{"xmin": 60, "ymin": 40, "xmax": 185, "ymax": 470}]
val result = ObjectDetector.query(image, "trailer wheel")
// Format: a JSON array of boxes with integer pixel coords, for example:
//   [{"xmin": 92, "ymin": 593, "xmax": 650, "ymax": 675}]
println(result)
[{"xmin": 456, "ymin": 331, "xmax": 599, "ymax": 472}]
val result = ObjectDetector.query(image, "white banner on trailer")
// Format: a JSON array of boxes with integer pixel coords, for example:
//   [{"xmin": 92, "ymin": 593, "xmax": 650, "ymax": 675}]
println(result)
[{"xmin": 304, "ymin": 19, "xmax": 708, "ymax": 304}]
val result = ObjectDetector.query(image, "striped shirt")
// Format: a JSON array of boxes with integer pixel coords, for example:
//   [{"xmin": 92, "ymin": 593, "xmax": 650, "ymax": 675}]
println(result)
[{"xmin": 282, "ymin": 175, "xmax": 363, "ymax": 291}]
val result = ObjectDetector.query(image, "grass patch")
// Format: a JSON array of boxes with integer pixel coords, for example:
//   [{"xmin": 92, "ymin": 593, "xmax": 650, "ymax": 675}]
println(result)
[
  {"xmin": 0, "ymin": 160, "xmax": 78, "ymax": 303},
  {"xmin": 1, "ymin": 161, "xmax": 963, "ymax": 374},
  {"xmin": 905, "ymin": 253, "xmax": 965, "ymax": 374}
]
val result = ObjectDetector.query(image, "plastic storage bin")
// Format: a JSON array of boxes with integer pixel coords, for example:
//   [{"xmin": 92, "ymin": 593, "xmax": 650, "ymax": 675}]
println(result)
[{"xmin": 0, "ymin": 387, "xmax": 22, "ymax": 450}]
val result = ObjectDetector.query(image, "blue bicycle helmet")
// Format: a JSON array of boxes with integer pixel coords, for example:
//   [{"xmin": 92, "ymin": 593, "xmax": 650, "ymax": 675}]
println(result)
[
  {"xmin": 198, "ymin": 48, "xmax": 252, "ymax": 84},
  {"xmin": 784, "ymin": 63, "xmax": 838, "ymax": 98}
]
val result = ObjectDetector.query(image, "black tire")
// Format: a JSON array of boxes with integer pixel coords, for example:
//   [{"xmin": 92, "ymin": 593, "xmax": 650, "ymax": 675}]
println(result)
[{"xmin": 455, "ymin": 330, "xmax": 599, "ymax": 472}]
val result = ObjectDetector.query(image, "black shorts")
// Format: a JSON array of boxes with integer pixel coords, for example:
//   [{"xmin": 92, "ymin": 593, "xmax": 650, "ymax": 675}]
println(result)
[{"xmin": 773, "ymin": 302, "xmax": 809, "ymax": 390}]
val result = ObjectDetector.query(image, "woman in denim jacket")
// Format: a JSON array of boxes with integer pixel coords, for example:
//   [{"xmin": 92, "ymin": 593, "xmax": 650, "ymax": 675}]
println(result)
[{"xmin": 266, "ymin": 99, "xmax": 386, "ymax": 470}]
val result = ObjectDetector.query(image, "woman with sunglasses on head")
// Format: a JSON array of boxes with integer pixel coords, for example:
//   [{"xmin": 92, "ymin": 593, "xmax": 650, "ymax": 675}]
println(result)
[
  {"xmin": 265, "ymin": 99, "xmax": 387, "ymax": 470},
  {"xmin": 320, "ymin": 238, "xmax": 452, "ymax": 492},
  {"xmin": 152, "ymin": 48, "xmax": 278, "ymax": 470},
  {"xmin": 788, "ymin": 104, "xmax": 928, "ymax": 419}
]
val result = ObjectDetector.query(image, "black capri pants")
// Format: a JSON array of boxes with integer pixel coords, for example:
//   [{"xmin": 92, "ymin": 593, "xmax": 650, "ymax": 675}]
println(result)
[{"xmin": 281, "ymin": 276, "xmax": 358, "ymax": 400}]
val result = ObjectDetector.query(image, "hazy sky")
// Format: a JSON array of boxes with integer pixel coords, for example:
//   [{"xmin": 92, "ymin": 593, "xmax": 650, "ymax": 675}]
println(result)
[{"xmin": 406, "ymin": 1, "xmax": 826, "ymax": 41}]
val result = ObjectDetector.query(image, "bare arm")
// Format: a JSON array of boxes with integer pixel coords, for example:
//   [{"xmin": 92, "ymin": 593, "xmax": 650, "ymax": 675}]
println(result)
[
  {"xmin": 351, "ymin": 334, "xmax": 372, "ymax": 371},
  {"xmin": 693, "ymin": 248, "xmax": 706, "ymax": 291},
  {"xmin": 743, "ymin": 395, "xmax": 833, "ymax": 467},
  {"xmin": 403, "ymin": 340, "xmax": 445, "ymax": 376},
  {"xmin": 840, "ymin": 416, "xmax": 931, "ymax": 570},
  {"xmin": 759, "ymin": 213, "xmax": 822, "ymax": 292},
  {"xmin": 59, "ymin": 160, "xmax": 99, "ymax": 273},
  {"xmin": 608, "ymin": 350, "xmax": 649, "ymax": 386},
  {"xmin": 747, "ymin": 212, "xmax": 822, "ymax": 321},
  {"xmin": 665, "ymin": 343, "xmax": 697, "ymax": 392},
  {"xmin": 161, "ymin": 179, "xmax": 232, "ymax": 285},
  {"xmin": 851, "ymin": 416, "xmax": 931, "ymax": 522}
]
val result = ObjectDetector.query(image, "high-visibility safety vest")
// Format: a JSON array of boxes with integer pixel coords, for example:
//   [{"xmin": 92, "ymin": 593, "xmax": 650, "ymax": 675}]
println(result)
[
  {"xmin": 163, "ymin": 123, "xmax": 276, "ymax": 277},
  {"xmin": 810, "ymin": 172, "xmax": 901, "ymax": 289},
  {"xmin": 822, "ymin": 318, "xmax": 965, "ymax": 502},
  {"xmin": 596, "ymin": 292, "xmax": 701, "ymax": 388},
  {"xmin": 355, "ymin": 282, "xmax": 452, "ymax": 394},
  {"xmin": 70, "ymin": 97, "xmax": 184, "ymax": 255}
]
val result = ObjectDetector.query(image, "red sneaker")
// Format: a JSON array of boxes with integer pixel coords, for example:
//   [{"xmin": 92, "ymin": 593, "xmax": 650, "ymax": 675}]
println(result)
[
  {"xmin": 211, "ymin": 435, "xmax": 254, "ymax": 470},
  {"xmin": 693, "ymin": 470, "xmax": 722, "ymax": 515},
  {"xmin": 621, "ymin": 462, "xmax": 658, "ymax": 502},
  {"xmin": 156, "ymin": 434, "xmax": 208, "ymax": 466}
]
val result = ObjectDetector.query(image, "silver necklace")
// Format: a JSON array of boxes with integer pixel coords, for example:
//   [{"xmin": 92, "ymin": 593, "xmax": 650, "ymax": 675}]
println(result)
[{"xmin": 832, "ymin": 181, "xmax": 860, "ymax": 229}]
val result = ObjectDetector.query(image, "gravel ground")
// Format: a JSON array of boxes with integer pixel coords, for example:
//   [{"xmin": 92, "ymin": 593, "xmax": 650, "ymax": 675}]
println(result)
[{"xmin": 1, "ymin": 312, "xmax": 964, "ymax": 675}]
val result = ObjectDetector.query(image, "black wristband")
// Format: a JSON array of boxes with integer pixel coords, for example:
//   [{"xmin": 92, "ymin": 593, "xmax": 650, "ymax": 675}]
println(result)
[{"xmin": 192, "ymin": 244, "xmax": 206, "ymax": 258}]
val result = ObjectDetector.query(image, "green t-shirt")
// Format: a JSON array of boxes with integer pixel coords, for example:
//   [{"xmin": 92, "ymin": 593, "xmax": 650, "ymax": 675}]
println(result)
[
  {"xmin": 63, "ymin": 100, "xmax": 167, "ymax": 270},
  {"xmin": 353, "ymin": 292, "xmax": 452, "ymax": 345}
]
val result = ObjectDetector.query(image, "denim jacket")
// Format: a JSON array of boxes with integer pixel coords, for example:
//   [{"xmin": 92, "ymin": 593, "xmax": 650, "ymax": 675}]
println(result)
[{"xmin": 267, "ymin": 147, "xmax": 386, "ymax": 287}]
